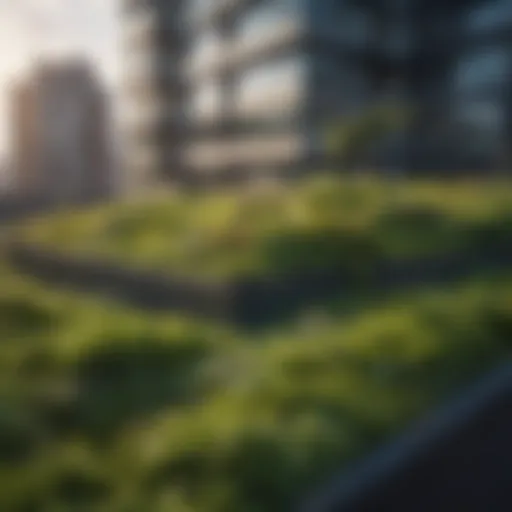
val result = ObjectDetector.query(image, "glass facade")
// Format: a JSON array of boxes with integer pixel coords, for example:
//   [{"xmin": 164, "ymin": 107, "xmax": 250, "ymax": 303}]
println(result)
[
  {"xmin": 312, "ymin": 54, "xmax": 368, "ymax": 120},
  {"xmin": 466, "ymin": 0, "xmax": 512, "ymax": 31},
  {"xmin": 452, "ymin": 0, "xmax": 512, "ymax": 159},
  {"xmin": 310, "ymin": 0, "xmax": 370, "ymax": 48},
  {"xmin": 454, "ymin": 47, "xmax": 508, "ymax": 144},
  {"xmin": 457, "ymin": 48, "xmax": 509, "ymax": 92}
]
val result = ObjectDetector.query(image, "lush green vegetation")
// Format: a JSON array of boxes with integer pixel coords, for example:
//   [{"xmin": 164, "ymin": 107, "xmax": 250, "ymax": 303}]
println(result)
[
  {"xmin": 5, "ymin": 176, "xmax": 512, "ymax": 509},
  {"xmin": 1, "ymin": 261, "xmax": 511, "ymax": 511},
  {"xmin": 17, "ymin": 176, "xmax": 512, "ymax": 279}
]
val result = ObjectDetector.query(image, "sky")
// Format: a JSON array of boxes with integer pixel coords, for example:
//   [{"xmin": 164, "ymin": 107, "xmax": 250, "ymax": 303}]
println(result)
[{"xmin": 0, "ymin": 0, "xmax": 120, "ymax": 158}]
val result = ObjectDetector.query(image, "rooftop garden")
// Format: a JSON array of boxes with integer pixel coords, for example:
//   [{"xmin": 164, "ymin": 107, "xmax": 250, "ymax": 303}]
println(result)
[
  {"xmin": 0, "ymin": 261, "xmax": 511, "ymax": 511},
  {"xmin": 16, "ymin": 176, "xmax": 512, "ymax": 281}
]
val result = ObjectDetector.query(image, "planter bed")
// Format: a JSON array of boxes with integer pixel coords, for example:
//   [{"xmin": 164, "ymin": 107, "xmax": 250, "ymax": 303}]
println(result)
[
  {"xmin": 13, "ymin": 177, "xmax": 512, "ymax": 325},
  {"xmin": 8, "ymin": 241, "xmax": 512, "ymax": 326},
  {"xmin": 16, "ymin": 176, "xmax": 512, "ymax": 281}
]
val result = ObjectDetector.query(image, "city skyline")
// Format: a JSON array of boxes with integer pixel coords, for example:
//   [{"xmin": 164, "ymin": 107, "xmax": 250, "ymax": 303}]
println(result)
[{"xmin": 0, "ymin": 0, "xmax": 120, "ymax": 158}]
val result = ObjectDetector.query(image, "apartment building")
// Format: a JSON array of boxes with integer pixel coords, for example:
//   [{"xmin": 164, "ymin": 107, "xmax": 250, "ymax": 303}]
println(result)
[
  {"xmin": 122, "ymin": 0, "xmax": 187, "ymax": 189},
  {"xmin": 191, "ymin": 0, "xmax": 512, "ymax": 178},
  {"xmin": 11, "ymin": 60, "xmax": 113, "ymax": 204},
  {"xmin": 123, "ymin": 0, "xmax": 511, "ymax": 184},
  {"xmin": 184, "ymin": 0, "xmax": 361, "ymax": 181}
]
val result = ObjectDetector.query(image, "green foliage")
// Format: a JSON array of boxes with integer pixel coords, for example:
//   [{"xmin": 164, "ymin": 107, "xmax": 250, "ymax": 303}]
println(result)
[
  {"xmin": 5, "ymin": 176, "xmax": 512, "ymax": 509},
  {"xmin": 327, "ymin": 103, "xmax": 413, "ymax": 168},
  {"xmin": 260, "ymin": 227, "xmax": 381, "ymax": 278},
  {"xmin": 0, "ymin": 262, "xmax": 511, "ymax": 510},
  {"xmin": 16, "ymin": 176, "xmax": 512, "ymax": 280}
]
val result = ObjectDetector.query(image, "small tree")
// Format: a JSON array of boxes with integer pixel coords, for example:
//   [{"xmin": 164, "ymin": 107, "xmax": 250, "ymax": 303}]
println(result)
[{"xmin": 327, "ymin": 103, "xmax": 413, "ymax": 173}]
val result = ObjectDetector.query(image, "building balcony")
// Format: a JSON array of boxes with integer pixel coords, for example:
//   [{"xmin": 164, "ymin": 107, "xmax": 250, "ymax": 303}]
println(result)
[
  {"xmin": 186, "ymin": 21, "xmax": 398, "ymax": 83},
  {"xmin": 187, "ymin": 21, "xmax": 305, "ymax": 81},
  {"xmin": 187, "ymin": 112, "xmax": 307, "ymax": 139},
  {"xmin": 184, "ymin": 132, "xmax": 309, "ymax": 172}
]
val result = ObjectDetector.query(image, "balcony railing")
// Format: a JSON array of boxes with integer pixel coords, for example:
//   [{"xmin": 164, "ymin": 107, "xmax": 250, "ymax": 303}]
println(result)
[
  {"xmin": 184, "ymin": 132, "xmax": 308, "ymax": 172},
  {"xmin": 187, "ymin": 21, "xmax": 305, "ymax": 81}
]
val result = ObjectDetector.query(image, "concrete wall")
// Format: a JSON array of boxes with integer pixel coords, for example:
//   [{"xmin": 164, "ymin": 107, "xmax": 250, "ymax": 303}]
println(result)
[{"xmin": 8, "ymin": 241, "xmax": 512, "ymax": 327}]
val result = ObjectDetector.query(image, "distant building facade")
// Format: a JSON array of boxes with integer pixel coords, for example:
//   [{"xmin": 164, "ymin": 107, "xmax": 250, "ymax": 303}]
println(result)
[
  {"xmin": 123, "ymin": 0, "xmax": 512, "ymax": 184},
  {"xmin": 11, "ymin": 60, "xmax": 113, "ymax": 204}
]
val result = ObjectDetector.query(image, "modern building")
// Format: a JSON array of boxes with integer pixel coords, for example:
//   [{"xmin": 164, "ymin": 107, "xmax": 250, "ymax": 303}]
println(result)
[
  {"xmin": 184, "ymin": 0, "xmax": 361, "ymax": 181},
  {"xmin": 121, "ymin": 0, "xmax": 187, "ymax": 190},
  {"xmin": 123, "ymin": 0, "xmax": 512, "ymax": 184},
  {"xmin": 451, "ymin": 0, "xmax": 512, "ymax": 171},
  {"xmin": 11, "ymin": 59, "xmax": 113, "ymax": 204}
]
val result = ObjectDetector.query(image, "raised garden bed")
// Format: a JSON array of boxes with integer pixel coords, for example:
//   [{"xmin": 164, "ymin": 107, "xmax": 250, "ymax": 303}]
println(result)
[
  {"xmin": 13, "ymin": 177, "xmax": 512, "ymax": 325},
  {"xmin": 16, "ymin": 176, "xmax": 512, "ymax": 280},
  {"xmin": 9, "ymin": 241, "xmax": 512, "ymax": 327}
]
